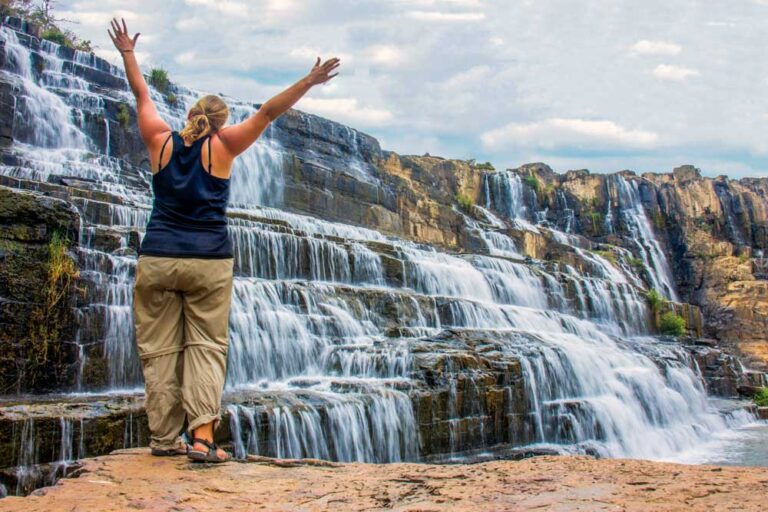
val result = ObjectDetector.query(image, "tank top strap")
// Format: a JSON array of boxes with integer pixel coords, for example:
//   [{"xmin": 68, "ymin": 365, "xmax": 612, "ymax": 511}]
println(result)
[
  {"xmin": 206, "ymin": 135, "xmax": 213, "ymax": 174},
  {"xmin": 170, "ymin": 131, "xmax": 184, "ymax": 153}
]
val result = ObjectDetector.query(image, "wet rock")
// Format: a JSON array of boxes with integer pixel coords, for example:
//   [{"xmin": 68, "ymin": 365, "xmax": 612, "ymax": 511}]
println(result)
[{"xmin": 0, "ymin": 186, "xmax": 81, "ymax": 393}]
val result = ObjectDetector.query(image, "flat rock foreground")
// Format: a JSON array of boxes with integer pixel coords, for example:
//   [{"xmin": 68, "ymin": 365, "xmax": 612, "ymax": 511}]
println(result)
[{"xmin": 2, "ymin": 450, "xmax": 768, "ymax": 511}]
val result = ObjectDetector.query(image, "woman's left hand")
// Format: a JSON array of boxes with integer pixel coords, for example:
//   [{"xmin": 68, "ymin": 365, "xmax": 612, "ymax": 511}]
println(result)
[
  {"xmin": 306, "ymin": 57, "xmax": 340, "ymax": 86},
  {"xmin": 108, "ymin": 18, "xmax": 140, "ymax": 54}
]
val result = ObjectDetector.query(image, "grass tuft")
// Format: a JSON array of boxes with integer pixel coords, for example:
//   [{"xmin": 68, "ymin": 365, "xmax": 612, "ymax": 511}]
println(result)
[{"xmin": 149, "ymin": 67, "xmax": 170, "ymax": 93}]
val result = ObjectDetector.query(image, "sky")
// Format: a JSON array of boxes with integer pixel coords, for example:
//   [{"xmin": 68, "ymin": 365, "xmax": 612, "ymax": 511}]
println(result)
[{"xmin": 58, "ymin": 0, "xmax": 768, "ymax": 178}]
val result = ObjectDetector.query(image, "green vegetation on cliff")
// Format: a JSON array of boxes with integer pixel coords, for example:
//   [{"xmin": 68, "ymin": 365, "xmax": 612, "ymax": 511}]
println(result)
[
  {"xmin": 149, "ymin": 67, "xmax": 170, "ymax": 93},
  {"xmin": 592, "ymin": 249, "xmax": 617, "ymax": 265},
  {"xmin": 646, "ymin": 289, "xmax": 664, "ymax": 312},
  {"xmin": 467, "ymin": 159, "xmax": 495, "ymax": 171},
  {"xmin": 116, "ymin": 102, "xmax": 131, "ymax": 128},
  {"xmin": 755, "ymin": 388, "xmax": 768, "ymax": 407},
  {"xmin": 645, "ymin": 290, "xmax": 687, "ymax": 336},
  {"xmin": 659, "ymin": 311, "xmax": 686, "ymax": 336},
  {"xmin": 455, "ymin": 193, "xmax": 474, "ymax": 212},
  {"xmin": 1, "ymin": 0, "xmax": 92, "ymax": 51},
  {"xmin": 523, "ymin": 174, "xmax": 540, "ymax": 194},
  {"xmin": 26, "ymin": 230, "xmax": 81, "ymax": 387}
]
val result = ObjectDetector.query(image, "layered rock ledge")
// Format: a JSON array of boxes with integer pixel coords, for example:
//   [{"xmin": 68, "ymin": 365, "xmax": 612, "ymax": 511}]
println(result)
[{"xmin": 2, "ymin": 449, "xmax": 767, "ymax": 511}]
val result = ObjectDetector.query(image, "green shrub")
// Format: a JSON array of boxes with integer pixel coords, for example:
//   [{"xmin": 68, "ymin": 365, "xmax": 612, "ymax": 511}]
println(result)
[
  {"xmin": 116, "ymin": 102, "xmax": 130, "ymax": 128},
  {"xmin": 523, "ymin": 174, "xmax": 540, "ymax": 194},
  {"xmin": 456, "ymin": 193, "xmax": 474, "ymax": 212},
  {"xmin": 166, "ymin": 92, "xmax": 178, "ymax": 106},
  {"xmin": 149, "ymin": 67, "xmax": 170, "ymax": 93},
  {"xmin": 592, "ymin": 249, "xmax": 617, "ymax": 265},
  {"xmin": 74, "ymin": 39, "xmax": 93, "ymax": 52},
  {"xmin": 738, "ymin": 253, "xmax": 749, "ymax": 264},
  {"xmin": 626, "ymin": 256, "xmax": 644, "ymax": 269},
  {"xmin": 474, "ymin": 161, "xmax": 495, "ymax": 171},
  {"xmin": 589, "ymin": 211, "xmax": 602, "ymax": 231},
  {"xmin": 755, "ymin": 388, "xmax": 768, "ymax": 407},
  {"xmin": 659, "ymin": 311, "xmax": 686, "ymax": 336},
  {"xmin": 41, "ymin": 27, "xmax": 70, "ymax": 47},
  {"xmin": 646, "ymin": 289, "xmax": 665, "ymax": 312}
]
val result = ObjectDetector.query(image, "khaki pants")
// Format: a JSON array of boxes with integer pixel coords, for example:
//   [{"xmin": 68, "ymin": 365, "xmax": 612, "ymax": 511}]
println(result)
[{"xmin": 133, "ymin": 255, "xmax": 234, "ymax": 450}]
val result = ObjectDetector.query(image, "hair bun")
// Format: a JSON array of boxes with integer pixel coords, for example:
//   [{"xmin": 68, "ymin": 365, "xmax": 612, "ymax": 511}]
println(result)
[
  {"xmin": 180, "ymin": 95, "xmax": 229, "ymax": 144},
  {"xmin": 194, "ymin": 114, "xmax": 210, "ymax": 130}
]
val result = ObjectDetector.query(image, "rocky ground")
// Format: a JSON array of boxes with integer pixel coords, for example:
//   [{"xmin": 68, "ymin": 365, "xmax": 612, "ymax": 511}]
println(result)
[{"xmin": 1, "ymin": 450, "xmax": 767, "ymax": 511}]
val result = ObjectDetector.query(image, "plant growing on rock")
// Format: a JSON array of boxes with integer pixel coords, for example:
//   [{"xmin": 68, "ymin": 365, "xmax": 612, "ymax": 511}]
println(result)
[
  {"xmin": 659, "ymin": 311, "xmax": 686, "ymax": 336},
  {"xmin": 26, "ymin": 230, "xmax": 80, "ymax": 388},
  {"xmin": 523, "ymin": 174, "xmax": 540, "ymax": 194},
  {"xmin": 755, "ymin": 388, "xmax": 768, "ymax": 407},
  {"xmin": 646, "ymin": 289, "xmax": 665, "ymax": 312},
  {"xmin": 592, "ymin": 249, "xmax": 617, "ymax": 265},
  {"xmin": 116, "ymin": 102, "xmax": 130, "ymax": 128},
  {"xmin": 41, "ymin": 26, "xmax": 68, "ymax": 45},
  {"xmin": 149, "ymin": 67, "xmax": 170, "ymax": 93},
  {"xmin": 4, "ymin": 0, "xmax": 94, "ymax": 51},
  {"xmin": 589, "ymin": 211, "xmax": 603, "ymax": 232},
  {"xmin": 473, "ymin": 161, "xmax": 495, "ymax": 171},
  {"xmin": 626, "ymin": 256, "xmax": 644, "ymax": 269},
  {"xmin": 455, "ymin": 193, "xmax": 474, "ymax": 212},
  {"xmin": 166, "ymin": 92, "xmax": 178, "ymax": 106}
]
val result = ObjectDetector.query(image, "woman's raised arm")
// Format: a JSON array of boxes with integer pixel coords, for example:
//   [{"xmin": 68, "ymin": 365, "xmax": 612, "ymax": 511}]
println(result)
[
  {"xmin": 219, "ymin": 57, "xmax": 340, "ymax": 157},
  {"xmin": 108, "ymin": 18, "xmax": 170, "ymax": 148}
]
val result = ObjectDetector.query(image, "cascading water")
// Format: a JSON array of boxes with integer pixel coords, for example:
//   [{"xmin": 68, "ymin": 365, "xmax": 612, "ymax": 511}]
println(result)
[
  {"xmin": 610, "ymin": 175, "xmax": 679, "ymax": 301},
  {"xmin": 0, "ymin": 19, "xmax": 763, "ymax": 497}
]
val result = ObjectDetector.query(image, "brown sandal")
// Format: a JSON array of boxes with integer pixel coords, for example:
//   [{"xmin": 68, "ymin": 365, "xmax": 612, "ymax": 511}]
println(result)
[{"xmin": 187, "ymin": 438, "xmax": 230, "ymax": 463}]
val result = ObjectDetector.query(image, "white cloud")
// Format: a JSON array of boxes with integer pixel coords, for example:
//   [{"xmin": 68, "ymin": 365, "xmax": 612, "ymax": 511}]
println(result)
[
  {"xmin": 652, "ymin": 64, "xmax": 701, "ymax": 81},
  {"xmin": 366, "ymin": 45, "xmax": 405, "ymax": 66},
  {"xmin": 407, "ymin": 10, "xmax": 486, "ymax": 22},
  {"xmin": 404, "ymin": 0, "xmax": 485, "ymax": 6},
  {"xmin": 58, "ymin": 0, "xmax": 768, "ymax": 177},
  {"xmin": 630, "ymin": 39, "xmax": 682, "ymax": 56},
  {"xmin": 297, "ymin": 97, "xmax": 394, "ymax": 127},
  {"xmin": 183, "ymin": 0, "xmax": 247, "ymax": 15},
  {"xmin": 481, "ymin": 118, "xmax": 659, "ymax": 150},
  {"xmin": 175, "ymin": 51, "xmax": 196, "ymax": 65},
  {"xmin": 442, "ymin": 65, "xmax": 492, "ymax": 90},
  {"xmin": 289, "ymin": 47, "xmax": 353, "ymax": 65},
  {"xmin": 175, "ymin": 17, "xmax": 206, "ymax": 31}
]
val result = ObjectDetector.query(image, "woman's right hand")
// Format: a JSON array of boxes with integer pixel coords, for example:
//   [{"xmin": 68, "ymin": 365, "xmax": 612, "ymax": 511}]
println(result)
[
  {"xmin": 306, "ymin": 57, "xmax": 340, "ymax": 86},
  {"xmin": 108, "ymin": 18, "xmax": 140, "ymax": 54}
]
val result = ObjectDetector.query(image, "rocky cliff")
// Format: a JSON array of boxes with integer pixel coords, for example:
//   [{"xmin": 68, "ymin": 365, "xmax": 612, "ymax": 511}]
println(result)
[{"xmin": 0, "ymin": 15, "xmax": 766, "ymax": 497}]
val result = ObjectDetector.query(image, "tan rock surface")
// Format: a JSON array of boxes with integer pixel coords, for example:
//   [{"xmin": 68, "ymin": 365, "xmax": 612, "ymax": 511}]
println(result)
[{"xmin": 3, "ymin": 450, "xmax": 768, "ymax": 511}]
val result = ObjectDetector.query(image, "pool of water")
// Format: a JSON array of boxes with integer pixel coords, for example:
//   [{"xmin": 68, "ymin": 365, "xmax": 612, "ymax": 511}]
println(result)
[
  {"xmin": 665, "ymin": 399, "xmax": 768, "ymax": 467},
  {"xmin": 669, "ymin": 421, "xmax": 768, "ymax": 467}
]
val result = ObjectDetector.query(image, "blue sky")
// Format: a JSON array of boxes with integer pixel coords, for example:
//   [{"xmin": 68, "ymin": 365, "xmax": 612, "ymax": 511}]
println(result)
[{"xmin": 60, "ymin": 0, "xmax": 768, "ymax": 177}]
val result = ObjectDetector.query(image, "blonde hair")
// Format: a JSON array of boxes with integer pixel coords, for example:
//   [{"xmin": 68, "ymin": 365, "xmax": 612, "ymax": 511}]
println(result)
[{"xmin": 179, "ymin": 95, "xmax": 229, "ymax": 144}]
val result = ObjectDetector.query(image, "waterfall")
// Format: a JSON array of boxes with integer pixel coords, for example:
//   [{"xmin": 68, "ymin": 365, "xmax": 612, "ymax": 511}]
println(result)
[
  {"xmin": 0, "ymin": 20, "xmax": 762, "ymax": 493},
  {"xmin": 485, "ymin": 172, "xmax": 530, "ymax": 220},
  {"xmin": 611, "ymin": 176, "xmax": 679, "ymax": 301}
]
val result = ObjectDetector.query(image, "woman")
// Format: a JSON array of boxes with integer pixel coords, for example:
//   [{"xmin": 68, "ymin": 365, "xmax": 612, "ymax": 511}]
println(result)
[{"xmin": 109, "ymin": 18, "xmax": 339, "ymax": 463}]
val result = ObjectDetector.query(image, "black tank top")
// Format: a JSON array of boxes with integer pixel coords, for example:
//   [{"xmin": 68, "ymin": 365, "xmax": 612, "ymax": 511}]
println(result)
[{"xmin": 138, "ymin": 131, "xmax": 232, "ymax": 258}]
